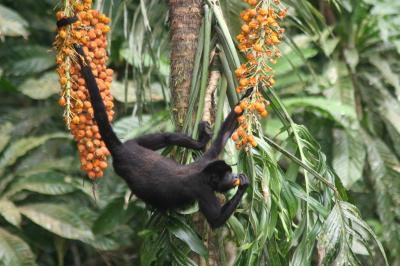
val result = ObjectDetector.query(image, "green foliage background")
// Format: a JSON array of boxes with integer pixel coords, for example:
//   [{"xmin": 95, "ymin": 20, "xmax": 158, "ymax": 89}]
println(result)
[{"xmin": 0, "ymin": 0, "xmax": 398, "ymax": 265}]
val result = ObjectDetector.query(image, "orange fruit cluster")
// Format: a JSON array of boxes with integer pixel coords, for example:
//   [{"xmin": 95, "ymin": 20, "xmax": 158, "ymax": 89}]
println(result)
[
  {"xmin": 232, "ymin": 0, "xmax": 287, "ymax": 150},
  {"xmin": 54, "ymin": 0, "xmax": 114, "ymax": 179},
  {"xmin": 232, "ymin": 93, "xmax": 269, "ymax": 149}
]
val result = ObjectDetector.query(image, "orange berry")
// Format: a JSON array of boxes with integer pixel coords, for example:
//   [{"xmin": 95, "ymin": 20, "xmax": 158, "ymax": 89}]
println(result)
[
  {"xmin": 234, "ymin": 105, "xmax": 243, "ymax": 114},
  {"xmin": 260, "ymin": 110, "xmax": 268, "ymax": 117},
  {"xmin": 58, "ymin": 97, "xmax": 66, "ymax": 106},
  {"xmin": 239, "ymin": 78, "xmax": 249, "ymax": 86},
  {"xmin": 88, "ymin": 171, "xmax": 96, "ymax": 179},
  {"xmin": 232, "ymin": 132, "xmax": 239, "ymax": 141},
  {"xmin": 99, "ymin": 161, "xmax": 107, "ymax": 169},
  {"xmin": 241, "ymin": 24, "xmax": 250, "ymax": 33},
  {"xmin": 240, "ymin": 100, "xmax": 248, "ymax": 109},
  {"xmin": 237, "ymin": 128, "xmax": 245, "ymax": 137},
  {"xmin": 72, "ymin": 116, "xmax": 80, "ymax": 124}
]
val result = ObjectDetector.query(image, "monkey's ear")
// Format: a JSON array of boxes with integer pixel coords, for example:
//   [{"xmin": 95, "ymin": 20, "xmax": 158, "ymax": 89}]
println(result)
[{"xmin": 202, "ymin": 160, "xmax": 232, "ymax": 175}]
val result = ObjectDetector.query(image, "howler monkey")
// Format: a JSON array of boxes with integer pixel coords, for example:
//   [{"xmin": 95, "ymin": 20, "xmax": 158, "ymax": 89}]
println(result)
[{"xmin": 73, "ymin": 44, "xmax": 250, "ymax": 228}]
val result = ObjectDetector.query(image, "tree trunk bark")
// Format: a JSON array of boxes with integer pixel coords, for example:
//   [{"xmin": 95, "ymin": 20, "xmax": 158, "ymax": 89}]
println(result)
[
  {"xmin": 169, "ymin": 0, "xmax": 204, "ymax": 132},
  {"xmin": 168, "ymin": 2, "xmax": 225, "ymax": 265}
]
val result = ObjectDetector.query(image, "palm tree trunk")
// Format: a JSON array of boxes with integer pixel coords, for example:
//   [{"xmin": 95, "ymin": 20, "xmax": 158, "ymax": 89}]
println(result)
[{"xmin": 168, "ymin": 0, "xmax": 204, "ymax": 132}]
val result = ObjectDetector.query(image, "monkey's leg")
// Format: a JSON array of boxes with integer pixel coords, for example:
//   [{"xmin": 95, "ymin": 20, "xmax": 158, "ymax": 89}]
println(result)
[
  {"xmin": 204, "ymin": 88, "xmax": 253, "ymax": 159},
  {"xmin": 134, "ymin": 132, "xmax": 208, "ymax": 151}
]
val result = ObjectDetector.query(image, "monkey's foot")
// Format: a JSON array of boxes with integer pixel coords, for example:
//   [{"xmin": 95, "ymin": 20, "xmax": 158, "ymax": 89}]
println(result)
[{"xmin": 198, "ymin": 121, "xmax": 213, "ymax": 144}]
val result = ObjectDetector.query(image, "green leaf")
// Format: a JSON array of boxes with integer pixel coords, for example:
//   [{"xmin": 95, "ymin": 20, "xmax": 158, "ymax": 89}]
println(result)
[
  {"xmin": 92, "ymin": 197, "xmax": 125, "ymax": 235},
  {"xmin": 332, "ymin": 130, "xmax": 366, "ymax": 188},
  {"xmin": 0, "ymin": 4, "xmax": 29, "ymax": 38},
  {"xmin": 274, "ymin": 47, "xmax": 318, "ymax": 76},
  {"xmin": 0, "ymin": 200, "xmax": 21, "ymax": 227},
  {"xmin": 19, "ymin": 72, "xmax": 59, "ymax": 100},
  {"xmin": 5, "ymin": 45, "xmax": 55, "ymax": 76},
  {"xmin": 0, "ymin": 228, "xmax": 36, "ymax": 266},
  {"xmin": 4, "ymin": 174, "xmax": 81, "ymax": 197},
  {"xmin": 369, "ymin": 55, "xmax": 400, "ymax": 100},
  {"xmin": 0, "ymin": 133, "xmax": 68, "ymax": 176},
  {"xmin": 18, "ymin": 203, "xmax": 94, "ymax": 240},
  {"xmin": 282, "ymin": 97, "xmax": 357, "ymax": 127},
  {"xmin": 168, "ymin": 217, "xmax": 208, "ymax": 258},
  {"xmin": 0, "ymin": 122, "xmax": 13, "ymax": 153},
  {"xmin": 317, "ymin": 201, "xmax": 388, "ymax": 265},
  {"xmin": 343, "ymin": 48, "xmax": 359, "ymax": 72}
]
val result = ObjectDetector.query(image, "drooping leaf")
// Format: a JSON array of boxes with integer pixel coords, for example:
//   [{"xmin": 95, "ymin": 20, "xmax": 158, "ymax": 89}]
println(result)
[
  {"xmin": 168, "ymin": 216, "xmax": 208, "ymax": 259},
  {"xmin": 0, "ymin": 4, "xmax": 29, "ymax": 39},
  {"xmin": 92, "ymin": 197, "xmax": 126, "ymax": 235},
  {"xmin": 0, "ymin": 200, "xmax": 21, "ymax": 227},
  {"xmin": 18, "ymin": 203, "xmax": 94, "ymax": 240},
  {"xmin": 0, "ymin": 122, "xmax": 13, "ymax": 153},
  {"xmin": 283, "ymin": 97, "xmax": 357, "ymax": 128},
  {"xmin": 332, "ymin": 130, "xmax": 366, "ymax": 188},
  {"xmin": 4, "ymin": 174, "xmax": 83, "ymax": 197},
  {"xmin": 0, "ymin": 228, "xmax": 36, "ymax": 266},
  {"xmin": 318, "ymin": 201, "xmax": 388, "ymax": 265},
  {"xmin": 4, "ymin": 45, "xmax": 55, "ymax": 76},
  {"xmin": 19, "ymin": 72, "xmax": 59, "ymax": 100},
  {"xmin": 0, "ymin": 133, "xmax": 69, "ymax": 177}
]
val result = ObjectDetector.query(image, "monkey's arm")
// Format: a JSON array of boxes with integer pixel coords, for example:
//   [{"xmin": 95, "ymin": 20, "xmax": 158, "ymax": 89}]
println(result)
[
  {"xmin": 199, "ymin": 175, "xmax": 249, "ymax": 228},
  {"xmin": 135, "ymin": 133, "xmax": 206, "ymax": 151},
  {"xmin": 134, "ymin": 122, "xmax": 212, "ymax": 151}
]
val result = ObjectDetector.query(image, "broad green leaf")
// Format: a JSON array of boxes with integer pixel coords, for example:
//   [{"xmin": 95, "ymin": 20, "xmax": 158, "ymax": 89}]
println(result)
[
  {"xmin": 274, "ymin": 47, "xmax": 318, "ymax": 76},
  {"xmin": 228, "ymin": 215, "xmax": 245, "ymax": 241},
  {"xmin": 19, "ymin": 203, "xmax": 94, "ymax": 240},
  {"xmin": 332, "ymin": 130, "xmax": 366, "ymax": 188},
  {"xmin": 364, "ymin": 135, "xmax": 400, "ymax": 257},
  {"xmin": 343, "ymin": 48, "xmax": 359, "ymax": 72},
  {"xmin": 111, "ymin": 79, "xmax": 164, "ymax": 103},
  {"xmin": 0, "ymin": 200, "xmax": 21, "ymax": 227},
  {"xmin": 19, "ymin": 72, "xmax": 59, "ymax": 100},
  {"xmin": 283, "ymin": 97, "xmax": 357, "ymax": 127},
  {"xmin": 6, "ymin": 45, "xmax": 55, "ymax": 76},
  {"xmin": 369, "ymin": 55, "xmax": 400, "ymax": 100},
  {"xmin": 0, "ymin": 228, "xmax": 36, "ymax": 266},
  {"xmin": 0, "ymin": 122, "xmax": 13, "ymax": 153},
  {"xmin": 318, "ymin": 201, "xmax": 388, "ymax": 265},
  {"xmin": 168, "ymin": 217, "xmax": 208, "ymax": 258},
  {"xmin": 80, "ymin": 234, "xmax": 120, "ymax": 251},
  {"xmin": 4, "ymin": 174, "xmax": 81, "ymax": 197},
  {"xmin": 113, "ymin": 111, "xmax": 170, "ymax": 141},
  {"xmin": 92, "ymin": 197, "xmax": 125, "ymax": 235},
  {"xmin": 0, "ymin": 133, "xmax": 68, "ymax": 176},
  {"xmin": 0, "ymin": 5, "xmax": 28, "ymax": 38}
]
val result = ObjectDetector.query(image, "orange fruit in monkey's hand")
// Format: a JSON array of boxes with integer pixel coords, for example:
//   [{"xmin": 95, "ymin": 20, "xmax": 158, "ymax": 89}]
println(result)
[{"xmin": 233, "ymin": 178, "xmax": 240, "ymax": 187}]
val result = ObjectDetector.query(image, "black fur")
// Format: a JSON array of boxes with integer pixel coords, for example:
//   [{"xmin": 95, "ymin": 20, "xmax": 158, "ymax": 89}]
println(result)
[
  {"xmin": 74, "ymin": 45, "xmax": 250, "ymax": 228},
  {"xmin": 56, "ymin": 16, "xmax": 78, "ymax": 28}
]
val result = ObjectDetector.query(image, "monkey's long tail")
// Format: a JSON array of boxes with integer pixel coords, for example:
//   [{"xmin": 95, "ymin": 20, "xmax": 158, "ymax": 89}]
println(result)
[{"xmin": 74, "ymin": 44, "xmax": 122, "ymax": 155}]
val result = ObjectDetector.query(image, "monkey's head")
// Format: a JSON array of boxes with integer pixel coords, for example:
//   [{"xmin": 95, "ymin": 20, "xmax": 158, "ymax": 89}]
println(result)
[{"xmin": 203, "ymin": 160, "xmax": 237, "ymax": 193}]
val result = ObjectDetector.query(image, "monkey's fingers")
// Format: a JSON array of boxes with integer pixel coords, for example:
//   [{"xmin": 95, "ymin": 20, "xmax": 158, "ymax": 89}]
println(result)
[{"xmin": 233, "ymin": 178, "xmax": 240, "ymax": 187}]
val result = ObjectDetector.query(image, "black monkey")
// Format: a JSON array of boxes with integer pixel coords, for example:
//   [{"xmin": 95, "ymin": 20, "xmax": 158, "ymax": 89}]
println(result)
[{"xmin": 73, "ymin": 44, "xmax": 250, "ymax": 228}]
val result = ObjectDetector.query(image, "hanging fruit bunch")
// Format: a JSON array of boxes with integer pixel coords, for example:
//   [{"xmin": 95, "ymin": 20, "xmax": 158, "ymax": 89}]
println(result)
[
  {"xmin": 54, "ymin": 0, "xmax": 114, "ymax": 179},
  {"xmin": 232, "ymin": 0, "xmax": 288, "ymax": 150}
]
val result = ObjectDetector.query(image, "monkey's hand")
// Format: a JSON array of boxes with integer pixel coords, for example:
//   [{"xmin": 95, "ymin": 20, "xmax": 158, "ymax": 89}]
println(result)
[
  {"xmin": 198, "ymin": 121, "xmax": 213, "ymax": 144},
  {"xmin": 234, "ymin": 174, "xmax": 250, "ymax": 189}
]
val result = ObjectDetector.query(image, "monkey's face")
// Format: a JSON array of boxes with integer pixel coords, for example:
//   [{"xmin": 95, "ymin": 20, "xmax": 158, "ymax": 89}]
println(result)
[
  {"xmin": 211, "ymin": 172, "xmax": 237, "ymax": 193},
  {"xmin": 203, "ymin": 160, "xmax": 235, "ymax": 192}
]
